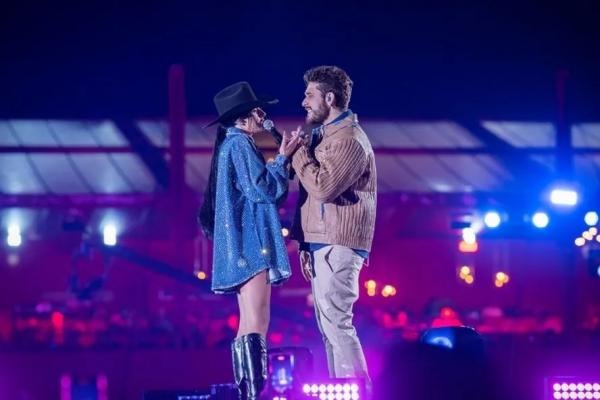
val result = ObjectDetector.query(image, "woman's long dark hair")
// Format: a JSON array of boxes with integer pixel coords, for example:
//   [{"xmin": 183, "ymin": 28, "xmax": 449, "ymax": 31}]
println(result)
[{"xmin": 198, "ymin": 125, "xmax": 228, "ymax": 239}]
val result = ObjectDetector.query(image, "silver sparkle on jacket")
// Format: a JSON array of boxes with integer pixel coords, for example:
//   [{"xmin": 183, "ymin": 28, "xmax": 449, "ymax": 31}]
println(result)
[{"xmin": 211, "ymin": 127, "xmax": 292, "ymax": 293}]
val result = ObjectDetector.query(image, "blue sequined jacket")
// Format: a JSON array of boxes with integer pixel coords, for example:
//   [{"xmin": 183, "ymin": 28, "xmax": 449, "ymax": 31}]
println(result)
[{"xmin": 211, "ymin": 128, "xmax": 292, "ymax": 293}]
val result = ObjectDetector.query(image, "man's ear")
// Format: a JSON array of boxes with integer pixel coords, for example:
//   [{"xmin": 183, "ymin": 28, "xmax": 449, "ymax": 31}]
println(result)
[{"xmin": 325, "ymin": 92, "xmax": 334, "ymax": 107}]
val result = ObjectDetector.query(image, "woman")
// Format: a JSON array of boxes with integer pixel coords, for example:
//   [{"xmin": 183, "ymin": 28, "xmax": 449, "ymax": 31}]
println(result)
[{"xmin": 199, "ymin": 81, "xmax": 301, "ymax": 399}]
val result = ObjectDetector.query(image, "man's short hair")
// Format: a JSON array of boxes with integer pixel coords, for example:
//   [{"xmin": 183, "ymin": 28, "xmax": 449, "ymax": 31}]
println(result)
[{"xmin": 303, "ymin": 65, "xmax": 353, "ymax": 110}]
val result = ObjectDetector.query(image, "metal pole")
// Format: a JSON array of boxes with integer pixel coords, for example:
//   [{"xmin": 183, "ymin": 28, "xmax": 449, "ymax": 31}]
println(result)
[
  {"xmin": 555, "ymin": 68, "xmax": 577, "ymax": 339},
  {"xmin": 168, "ymin": 64, "xmax": 187, "ymax": 267},
  {"xmin": 555, "ymin": 68, "xmax": 572, "ymax": 178}
]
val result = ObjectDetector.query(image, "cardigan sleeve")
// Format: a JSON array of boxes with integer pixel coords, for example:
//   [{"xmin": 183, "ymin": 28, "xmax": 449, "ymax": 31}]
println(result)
[{"xmin": 291, "ymin": 137, "xmax": 366, "ymax": 202}]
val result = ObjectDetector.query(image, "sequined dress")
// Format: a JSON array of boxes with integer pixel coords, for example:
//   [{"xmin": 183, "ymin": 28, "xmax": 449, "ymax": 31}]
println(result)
[{"xmin": 211, "ymin": 127, "xmax": 292, "ymax": 293}]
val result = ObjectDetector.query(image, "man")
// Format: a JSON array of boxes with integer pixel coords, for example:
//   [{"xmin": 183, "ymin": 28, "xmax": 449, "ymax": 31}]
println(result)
[{"xmin": 291, "ymin": 66, "xmax": 377, "ymax": 386}]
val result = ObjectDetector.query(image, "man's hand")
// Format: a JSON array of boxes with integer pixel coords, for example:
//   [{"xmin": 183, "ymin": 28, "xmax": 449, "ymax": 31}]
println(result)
[
  {"xmin": 299, "ymin": 250, "xmax": 312, "ymax": 282},
  {"xmin": 292, "ymin": 125, "xmax": 309, "ymax": 148}
]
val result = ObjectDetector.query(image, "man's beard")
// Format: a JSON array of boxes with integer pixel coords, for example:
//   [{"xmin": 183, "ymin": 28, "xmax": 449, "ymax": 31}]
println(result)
[{"xmin": 305, "ymin": 102, "xmax": 329, "ymax": 124}]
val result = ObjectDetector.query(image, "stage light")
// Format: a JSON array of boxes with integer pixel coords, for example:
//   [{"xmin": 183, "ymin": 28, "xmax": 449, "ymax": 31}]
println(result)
[
  {"xmin": 545, "ymin": 378, "xmax": 600, "ymax": 400},
  {"xmin": 584, "ymin": 211, "xmax": 599, "ymax": 227},
  {"xmin": 533, "ymin": 212, "xmax": 550, "ymax": 228},
  {"xmin": 495, "ymin": 272, "xmax": 509, "ymax": 284},
  {"xmin": 484, "ymin": 211, "xmax": 501, "ymax": 228},
  {"xmin": 7, "ymin": 223, "xmax": 22, "ymax": 247},
  {"xmin": 226, "ymin": 314, "xmax": 239, "ymax": 331},
  {"xmin": 381, "ymin": 285, "xmax": 397, "ymax": 297},
  {"xmin": 281, "ymin": 228, "xmax": 289, "ymax": 237},
  {"xmin": 441, "ymin": 307, "xmax": 456, "ymax": 319},
  {"xmin": 103, "ymin": 224, "xmax": 118, "ymax": 246},
  {"xmin": 459, "ymin": 265, "xmax": 471, "ymax": 278},
  {"xmin": 364, "ymin": 280, "xmax": 376, "ymax": 289},
  {"xmin": 459, "ymin": 240, "xmax": 479, "ymax": 253},
  {"xmin": 550, "ymin": 188, "xmax": 578, "ymax": 206},
  {"xmin": 494, "ymin": 272, "xmax": 510, "ymax": 287},
  {"xmin": 365, "ymin": 280, "xmax": 377, "ymax": 296},
  {"xmin": 299, "ymin": 379, "xmax": 364, "ymax": 400},
  {"xmin": 583, "ymin": 231, "xmax": 594, "ymax": 241},
  {"xmin": 589, "ymin": 227, "xmax": 598, "ymax": 236},
  {"xmin": 462, "ymin": 228, "xmax": 476, "ymax": 244},
  {"xmin": 458, "ymin": 265, "xmax": 475, "ymax": 284},
  {"xmin": 196, "ymin": 271, "xmax": 207, "ymax": 280}
]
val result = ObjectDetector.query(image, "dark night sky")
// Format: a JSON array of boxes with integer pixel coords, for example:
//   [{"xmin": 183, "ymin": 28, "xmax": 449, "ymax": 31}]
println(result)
[{"xmin": 1, "ymin": 1, "xmax": 599, "ymax": 120}]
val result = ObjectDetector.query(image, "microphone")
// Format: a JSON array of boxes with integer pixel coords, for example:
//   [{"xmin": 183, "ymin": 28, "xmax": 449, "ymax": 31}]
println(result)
[
  {"xmin": 262, "ymin": 119, "xmax": 283, "ymax": 145},
  {"xmin": 262, "ymin": 119, "xmax": 297, "ymax": 179},
  {"xmin": 262, "ymin": 118, "xmax": 275, "ymax": 132},
  {"xmin": 264, "ymin": 119, "xmax": 308, "ymax": 143}
]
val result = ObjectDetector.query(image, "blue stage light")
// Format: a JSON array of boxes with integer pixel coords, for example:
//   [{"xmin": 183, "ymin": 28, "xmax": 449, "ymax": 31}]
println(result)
[{"xmin": 532, "ymin": 212, "xmax": 550, "ymax": 229}]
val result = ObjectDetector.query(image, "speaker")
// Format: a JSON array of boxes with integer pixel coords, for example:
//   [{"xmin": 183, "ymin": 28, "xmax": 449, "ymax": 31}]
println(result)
[
  {"xmin": 268, "ymin": 346, "xmax": 313, "ymax": 395},
  {"xmin": 143, "ymin": 384, "xmax": 237, "ymax": 400},
  {"xmin": 420, "ymin": 326, "xmax": 485, "ymax": 357},
  {"xmin": 143, "ymin": 390, "xmax": 209, "ymax": 400}
]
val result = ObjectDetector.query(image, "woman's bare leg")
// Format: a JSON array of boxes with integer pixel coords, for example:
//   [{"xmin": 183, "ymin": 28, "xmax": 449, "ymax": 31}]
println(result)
[{"xmin": 236, "ymin": 270, "xmax": 271, "ymax": 338}]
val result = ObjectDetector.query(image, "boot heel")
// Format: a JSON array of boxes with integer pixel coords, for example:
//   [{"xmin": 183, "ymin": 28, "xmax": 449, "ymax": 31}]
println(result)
[
  {"xmin": 231, "ymin": 337, "xmax": 247, "ymax": 399},
  {"xmin": 241, "ymin": 333, "xmax": 268, "ymax": 400}
]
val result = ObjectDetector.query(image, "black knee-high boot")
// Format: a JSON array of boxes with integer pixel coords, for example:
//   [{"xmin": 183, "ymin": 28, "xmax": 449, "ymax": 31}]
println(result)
[
  {"xmin": 241, "ymin": 333, "xmax": 268, "ymax": 400},
  {"xmin": 231, "ymin": 337, "xmax": 247, "ymax": 399}
]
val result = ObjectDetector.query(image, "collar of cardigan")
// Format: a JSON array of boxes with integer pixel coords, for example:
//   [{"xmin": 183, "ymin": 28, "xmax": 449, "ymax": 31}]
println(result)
[{"xmin": 322, "ymin": 112, "xmax": 358, "ymax": 138}]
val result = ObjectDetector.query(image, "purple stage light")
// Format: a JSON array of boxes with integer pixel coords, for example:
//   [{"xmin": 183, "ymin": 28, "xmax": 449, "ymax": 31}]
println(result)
[
  {"xmin": 546, "ymin": 377, "xmax": 600, "ymax": 400},
  {"xmin": 299, "ymin": 379, "xmax": 362, "ymax": 399}
]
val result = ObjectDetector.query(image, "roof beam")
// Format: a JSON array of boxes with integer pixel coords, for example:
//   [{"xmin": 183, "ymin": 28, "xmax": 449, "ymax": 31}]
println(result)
[
  {"xmin": 114, "ymin": 119, "xmax": 170, "ymax": 189},
  {"xmin": 458, "ymin": 120, "xmax": 557, "ymax": 201}
]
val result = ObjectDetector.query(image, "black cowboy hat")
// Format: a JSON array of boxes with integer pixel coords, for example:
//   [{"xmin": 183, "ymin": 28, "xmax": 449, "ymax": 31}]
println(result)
[{"xmin": 206, "ymin": 81, "xmax": 278, "ymax": 127}]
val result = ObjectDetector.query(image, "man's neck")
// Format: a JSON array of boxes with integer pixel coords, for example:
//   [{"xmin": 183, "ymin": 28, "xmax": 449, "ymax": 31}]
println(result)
[{"xmin": 323, "ymin": 108, "xmax": 345, "ymax": 125}]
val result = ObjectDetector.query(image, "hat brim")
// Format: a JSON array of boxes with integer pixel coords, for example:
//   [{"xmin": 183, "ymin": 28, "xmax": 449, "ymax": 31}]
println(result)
[{"xmin": 205, "ymin": 95, "xmax": 278, "ymax": 127}]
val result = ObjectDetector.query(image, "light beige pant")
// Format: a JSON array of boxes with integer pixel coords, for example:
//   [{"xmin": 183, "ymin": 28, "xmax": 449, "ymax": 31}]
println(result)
[{"xmin": 309, "ymin": 245, "xmax": 370, "ymax": 380}]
